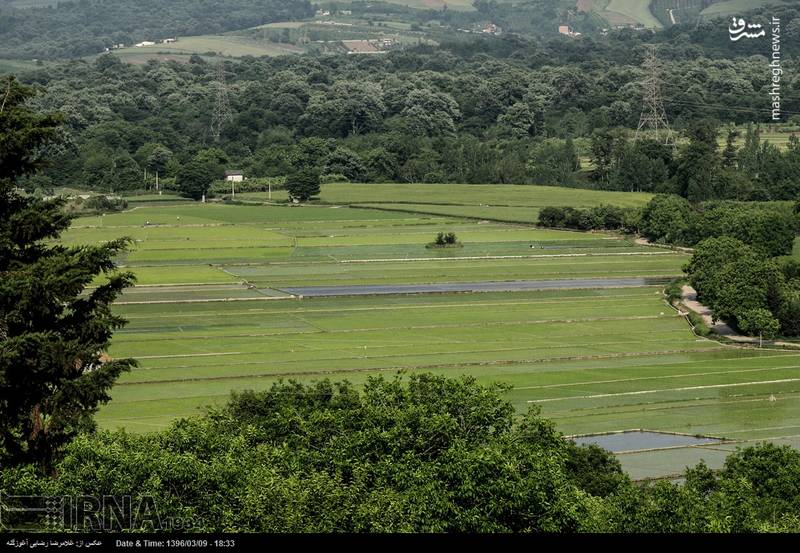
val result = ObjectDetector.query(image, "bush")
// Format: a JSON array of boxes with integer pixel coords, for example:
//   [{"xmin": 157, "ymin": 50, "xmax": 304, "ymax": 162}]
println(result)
[
  {"xmin": 320, "ymin": 173, "xmax": 349, "ymax": 184},
  {"xmin": 537, "ymin": 205, "xmax": 639, "ymax": 232},
  {"xmin": 664, "ymin": 280, "xmax": 684, "ymax": 303},
  {"xmin": 82, "ymin": 195, "xmax": 128, "ymax": 213},
  {"xmin": 427, "ymin": 232, "xmax": 461, "ymax": 248},
  {"xmin": 686, "ymin": 311, "xmax": 711, "ymax": 337}
]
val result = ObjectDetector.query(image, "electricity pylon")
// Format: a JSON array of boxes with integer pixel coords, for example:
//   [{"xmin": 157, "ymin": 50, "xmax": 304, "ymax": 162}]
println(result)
[
  {"xmin": 210, "ymin": 61, "xmax": 232, "ymax": 142},
  {"xmin": 635, "ymin": 44, "xmax": 674, "ymax": 147}
]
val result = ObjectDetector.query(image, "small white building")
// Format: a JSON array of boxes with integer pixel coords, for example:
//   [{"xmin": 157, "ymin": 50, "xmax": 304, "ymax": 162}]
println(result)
[
  {"xmin": 558, "ymin": 25, "xmax": 581, "ymax": 38},
  {"xmin": 135, "ymin": 41, "xmax": 156, "ymax": 48},
  {"xmin": 225, "ymin": 170, "xmax": 244, "ymax": 182}
]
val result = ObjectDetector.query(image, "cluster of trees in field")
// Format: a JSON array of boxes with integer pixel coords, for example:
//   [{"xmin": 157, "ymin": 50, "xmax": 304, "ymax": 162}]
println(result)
[
  {"xmin": 537, "ymin": 204, "xmax": 640, "ymax": 232},
  {"xmin": 537, "ymin": 195, "xmax": 800, "ymax": 337},
  {"xmin": 591, "ymin": 123, "xmax": 800, "ymax": 201},
  {"xmin": 539, "ymin": 195, "xmax": 798, "ymax": 254},
  {"xmin": 685, "ymin": 236, "xmax": 800, "ymax": 338},
  {"xmin": 0, "ymin": 0, "xmax": 314, "ymax": 59},
  {"xmin": 8, "ymin": 9, "xmax": 798, "ymax": 197},
  {"xmin": 638, "ymin": 195, "xmax": 799, "ymax": 256},
  {"xmin": 641, "ymin": 195, "xmax": 800, "ymax": 338}
]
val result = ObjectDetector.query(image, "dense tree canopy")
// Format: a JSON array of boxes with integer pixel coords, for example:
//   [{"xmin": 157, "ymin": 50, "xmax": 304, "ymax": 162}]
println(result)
[
  {"xmin": 2, "ymin": 373, "xmax": 800, "ymax": 532},
  {"xmin": 2, "ymin": 10, "xmax": 795, "ymax": 197}
]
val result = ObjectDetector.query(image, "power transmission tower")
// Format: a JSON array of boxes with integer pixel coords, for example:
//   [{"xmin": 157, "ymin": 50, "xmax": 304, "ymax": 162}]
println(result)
[
  {"xmin": 210, "ymin": 61, "xmax": 232, "ymax": 142},
  {"xmin": 635, "ymin": 45, "xmax": 674, "ymax": 147}
]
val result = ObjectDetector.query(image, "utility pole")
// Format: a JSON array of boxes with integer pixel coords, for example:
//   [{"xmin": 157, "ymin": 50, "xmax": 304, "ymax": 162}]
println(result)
[
  {"xmin": 210, "ymin": 61, "xmax": 232, "ymax": 142},
  {"xmin": 635, "ymin": 44, "xmax": 674, "ymax": 147}
]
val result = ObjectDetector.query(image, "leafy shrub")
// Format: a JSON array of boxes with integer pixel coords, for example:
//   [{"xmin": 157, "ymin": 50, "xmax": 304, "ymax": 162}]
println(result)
[
  {"xmin": 320, "ymin": 173, "xmax": 349, "ymax": 184},
  {"xmin": 686, "ymin": 311, "xmax": 711, "ymax": 337},
  {"xmin": 82, "ymin": 195, "xmax": 128, "ymax": 214},
  {"xmin": 428, "ymin": 232, "xmax": 461, "ymax": 248}
]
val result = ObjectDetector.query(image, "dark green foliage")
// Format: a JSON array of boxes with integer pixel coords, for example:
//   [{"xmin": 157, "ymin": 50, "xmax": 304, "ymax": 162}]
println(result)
[
  {"xmin": 430, "ymin": 232, "xmax": 459, "ymax": 248},
  {"xmin": 719, "ymin": 443, "xmax": 800, "ymax": 522},
  {"xmin": 695, "ymin": 203, "xmax": 796, "ymax": 257},
  {"xmin": 537, "ymin": 205, "xmax": 636, "ymax": 232},
  {"xmin": 323, "ymin": 147, "xmax": 368, "ymax": 182},
  {"xmin": 685, "ymin": 236, "xmax": 799, "ymax": 336},
  {"xmin": 286, "ymin": 168, "xmax": 321, "ymax": 202},
  {"xmin": 737, "ymin": 308, "xmax": 780, "ymax": 340},
  {"xmin": 664, "ymin": 279, "xmax": 684, "ymax": 303},
  {"xmin": 0, "ymin": 375, "xmax": 604, "ymax": 532},
  {"xmin": 640, "ymin": 194, "xmax": 695, "ymax": 244},
  {"xmin": 564, "ymin": 442, "xmax": 628, "ymax": 498},
  {"xmin": 82, "ymin": 195, "xmax": 128, "ymax": 214},
  {"xmin": 10, "ymin": 29, "xmax": 800, "ymax": 196},
  {"xmin": 640, "ymin": 196, "xmax": 797, "ymax": 255},
  {"xmin": 0, "ymin": 77, "xmax": 62, "ymax": 186},
  {"xmin": 0, "ymin": 77, "xmax": 135, "ymax": 472},
  {"xmin": 527, "ymin": 139, "xmax": 580, "ymax": 186},
  {"xmin": 2, "ymin": 374, "xmax": 800, "ymax": 532},
  {"xmin": 0, "ymin": 0, "xmax": 314, "ymax": 59},
  {"xmin": 686, "ymin": 311, "xmax": 711, "ymax": 337},
  {"xmin": 176, "ymin": 148, "xmax": 227, "ymax": 201},
  {"xmin": 684, "ymin": 237, "xmax": 759, "ymax": 301}
]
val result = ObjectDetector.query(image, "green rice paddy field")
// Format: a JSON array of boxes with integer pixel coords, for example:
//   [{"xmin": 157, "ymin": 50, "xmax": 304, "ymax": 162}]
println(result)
[{"xmin": 60, "ymin": 185, "xmax": 800, "ymax": 479}]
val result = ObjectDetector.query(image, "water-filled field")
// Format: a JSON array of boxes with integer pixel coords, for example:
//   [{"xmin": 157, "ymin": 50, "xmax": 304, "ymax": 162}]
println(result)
[{"xmin": 60, "ymin": 187, "xmax": 800, "ymax": 478}]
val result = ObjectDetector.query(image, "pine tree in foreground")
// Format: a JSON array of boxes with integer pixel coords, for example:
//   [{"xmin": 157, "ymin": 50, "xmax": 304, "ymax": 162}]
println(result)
[{"xmin": 0, "ymin": 76, "xmax": 135, "ymax": 472}]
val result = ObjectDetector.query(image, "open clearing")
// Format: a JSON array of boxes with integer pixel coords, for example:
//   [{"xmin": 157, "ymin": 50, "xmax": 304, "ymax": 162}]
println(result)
[
  {"xmin": 358, "ymin": 0, "xmax": 476, "ymax": 11},
  {"xmin": 606, "ymin": 1, "xmax": 663, "ymax": 28},
  {"xmin": 236, "ymin": 182, "xmax": 653, "ymax": 224},
  {"xmin": 57, "ymin": 184, "xmax": 800, "ymax": 479},
  {"xmin": 111, "ymin": 35, "xmax": 304, "ymax": 62},
  {"xmin": 701, "ymin": 0, "xmax": 790, "ymax": 17}
]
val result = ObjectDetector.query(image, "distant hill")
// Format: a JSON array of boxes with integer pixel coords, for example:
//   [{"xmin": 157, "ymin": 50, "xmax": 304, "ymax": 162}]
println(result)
[{"xmin": 0, "ymin": 0, "xmax": 314, "ymax": 59}]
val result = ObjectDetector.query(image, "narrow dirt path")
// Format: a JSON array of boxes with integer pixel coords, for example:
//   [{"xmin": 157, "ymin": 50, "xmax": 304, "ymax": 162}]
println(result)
[
  {"xmin": 680, "ymin": 285, "xmax": 758, "ymax": 343},
  {"xmin": 635, "ymin": 237, "xmax": 694, "ymax": 253}
]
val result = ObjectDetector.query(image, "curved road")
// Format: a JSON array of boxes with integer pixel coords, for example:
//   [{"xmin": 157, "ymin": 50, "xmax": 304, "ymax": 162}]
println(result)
[{"xmin": 278, "ymin": 277, "xmax": 672, "ymax": 298}]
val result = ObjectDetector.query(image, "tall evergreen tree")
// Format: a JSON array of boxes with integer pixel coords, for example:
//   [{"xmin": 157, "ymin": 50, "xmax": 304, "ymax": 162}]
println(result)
[{"xmin": 0, "ymin": 76, "xmax": 135, "ymax": 472}]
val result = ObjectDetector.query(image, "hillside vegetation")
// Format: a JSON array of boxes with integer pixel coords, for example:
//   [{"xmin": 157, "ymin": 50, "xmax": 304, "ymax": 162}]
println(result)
[{"xmin": 0, "ymin": 0, "xmax": 314, "ymax": 59}]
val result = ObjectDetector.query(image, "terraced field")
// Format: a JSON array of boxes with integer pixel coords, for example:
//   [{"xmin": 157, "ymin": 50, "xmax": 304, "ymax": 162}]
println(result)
[{"xmin": 59, "ymin": 186, "xmax": 800, "ymax": 479}]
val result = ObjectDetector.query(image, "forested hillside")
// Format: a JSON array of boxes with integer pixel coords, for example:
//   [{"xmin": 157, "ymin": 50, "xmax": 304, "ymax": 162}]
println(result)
[
  {"xmin": 12, "ymin": 15, "xmax": 800, "ymax": 200},
  {"xmin": 0, "ymin": 0, "xmax": 314, "ymax": 59}
]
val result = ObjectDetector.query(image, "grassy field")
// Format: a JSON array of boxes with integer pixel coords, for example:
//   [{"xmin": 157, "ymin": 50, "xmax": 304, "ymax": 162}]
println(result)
[
  {"xmin": 54, "ymin": 185, "xmax": 800, "ymax": 479},
  {"xmin": 0, "ymin": 59, "xmax": 49, "ymax": 74},
  {"xmin": 111, "ymin": 35, "xmax": 304, "ymax": 62},
  {"xmin": 701, "ymin": 0, "xmax": 790, "ymax": 17},
  {"xmin": 237, "ymin": 182, "xmax": 653, "ymax": 224},
  {"xmin": 330, "ymin": 0, "xmax": 477, "ymax": 11},
  {"xmin": 606, "ymin": 0, "xmax": 663, "ymax": 28}
]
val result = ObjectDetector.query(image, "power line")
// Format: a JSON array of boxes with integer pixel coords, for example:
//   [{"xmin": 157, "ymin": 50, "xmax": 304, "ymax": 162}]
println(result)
[{"xmin": 635, "ymin": 44, "xmax": 675, "ymax": 147}]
